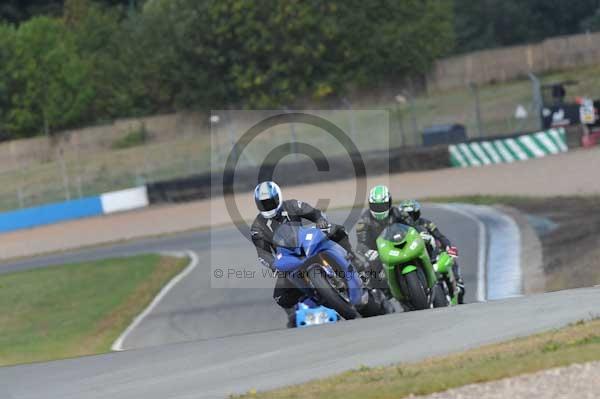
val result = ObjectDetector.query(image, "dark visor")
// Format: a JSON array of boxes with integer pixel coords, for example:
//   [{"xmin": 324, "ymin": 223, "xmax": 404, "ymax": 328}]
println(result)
[
  {"xmin": 369, "ymin": 201, "xmax": 389, "ymax": 213},
  {"xmin": 256, "ymin": 194, "xmax": 280, "ymax": 212}
]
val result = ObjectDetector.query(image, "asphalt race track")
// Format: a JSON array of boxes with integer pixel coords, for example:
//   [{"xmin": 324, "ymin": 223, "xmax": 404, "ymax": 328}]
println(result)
[
  {"xmin": 2, "ymin": 203, "xmax": 586, "ymax": 399},
  {"xmin": 2, "ymin": 287, "xmax": 600, "ymax": 399},
  {"xmin": 0, "ymin": 205, "xmax": 481, "ymax": 348}
]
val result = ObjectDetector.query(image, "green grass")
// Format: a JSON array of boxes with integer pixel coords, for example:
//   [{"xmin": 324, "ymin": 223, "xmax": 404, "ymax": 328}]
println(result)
[
  {"xmin": 237, "ymin": 318, "xmax": 600, "ymax": 399},
  {"xmin": 0, "ymin": 133, "xmax": 213, "ymax": 211},
  {"xmin": 0, "ymin": 254, "xmax": 187, "ymax": 366},
  {"xmin": 421, "ymin": 195, "xmax": 539, "ymax": 206},
  {"xmin": 421, "ymin": 194, "xmax": 600, "ymax": 207},
  {"xmin": 110, "ymin": 124, "xmax": 149, "ymax": 149}
]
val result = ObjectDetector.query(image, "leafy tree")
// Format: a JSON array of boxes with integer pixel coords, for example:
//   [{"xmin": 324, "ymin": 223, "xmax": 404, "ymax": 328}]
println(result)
[
  {"xmin": 581, "ymin": 5, "xmax": 600, "ymax": 31},
  {"xmin": 8, "ymin": 17, "xmax": 94, "ymax": 137},
  {"xmin": 65, "ymin": 0, "xmax": 143, "ymax": 120},
  {"xmin": 0, "ymin": 0, "xmax": 457, "ymax": 137},
  {"xmin": 454, "ymin": 0, "xmax": 600, "ymax": 53},
  {"xmin": 0, "ymin": 23, "xmax": 17, "ymax": 139},
  {"xmin": 0, "ymin": 1, "xmax": 139, "ymax": 24},
  {"xmin": 0, "ymin": 1, "xmax": 62, "ymax": 24},
  {"xmin": 340, "ymin": 0, "xmax": 455, "ymax": 86},
  {"xmin": 138, "ymin": 0, "xmax": 453, "ymax": 108}
]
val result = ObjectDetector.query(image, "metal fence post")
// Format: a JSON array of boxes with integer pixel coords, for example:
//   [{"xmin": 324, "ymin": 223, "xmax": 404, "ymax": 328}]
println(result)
[
  {"xmin": 396, "ymin": 106, "xmax": 405, "ymax": 148},
  {"xmin": 209, "ymin": 114, "xmax": 221, "ymax": 172},
  {"xmin": 10, "ymin": 141, "xmax": 26, "ymax": 208},
  {"xmin": 528, "ymin": 72, "xmax": 543, "ymax": 131},
  {"xmin": 404, "ymin": 91, "xmax": 420, "ymax": 146},
  {"xmin": 394, "ymin": 95, "xmax": 408, "ymax": 148},
  {"xmin": 227, "ymin": 110, "xmax": 238, "ymax": 166},
  {"xmin": 470, "ymin": 83, "xmax": 484, "ymax": 138},
  {"xmin": 282, "ymin": 107, "xmax": 298, "ymax": 160},
  {"xmin": 57, "ymin": 146, "xmax": 71, "ymax": 201},
  {"xmin": 17, "ymin": 187, "xmax": 24, "ymax": 208},
  {"xmin": 73, "ymin": 134, "xmax": 83, "ymax": 198},
  {"xmin": 342, "ymin": 98, "xmax": 358, "ymax": 144}
]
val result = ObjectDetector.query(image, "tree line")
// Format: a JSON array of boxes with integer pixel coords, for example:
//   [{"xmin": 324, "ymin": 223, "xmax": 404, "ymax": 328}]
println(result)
[
  {"xmin": 0, "ymin": 0, "xmax": 599, "ymax": 139},
  {"xmin": 0, "ymin": 0, "xmax": 453, "ymax": 138},
  {"xmin": 454, "ymin": 0, "xmax": 600, "ymax": 53}
]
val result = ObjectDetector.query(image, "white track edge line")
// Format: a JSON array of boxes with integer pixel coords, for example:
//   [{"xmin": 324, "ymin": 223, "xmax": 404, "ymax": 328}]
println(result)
[
  {"xmin": 427, "ymin": 203, "xmax": 487, "ymax": 302},
  {"xmin": 111, "ymin": 250, "xmax": 199, "ymax": 351}
]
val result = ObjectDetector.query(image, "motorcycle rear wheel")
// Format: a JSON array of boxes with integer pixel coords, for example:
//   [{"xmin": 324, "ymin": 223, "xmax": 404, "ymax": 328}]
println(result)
[{"xmin": 432, "ymin": 282, "xmax": 449, "ymax": 308}]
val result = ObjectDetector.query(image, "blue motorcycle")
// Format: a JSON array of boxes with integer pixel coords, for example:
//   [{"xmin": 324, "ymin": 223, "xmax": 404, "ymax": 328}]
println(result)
[
  {"xmin": 294, "ymin": 299, "xmax": 339, "ymax": 327},
  {"xmin": 272, "ymin": 223, "xmax": 368, "ymax": 320}
]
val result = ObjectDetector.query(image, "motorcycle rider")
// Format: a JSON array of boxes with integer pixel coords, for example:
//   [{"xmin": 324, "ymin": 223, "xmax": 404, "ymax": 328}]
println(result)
[
  {"xmin": 355, "ymin": 185, "xmax": 407, "ymax": 287},
  {"xmin": 355, "ymin": 185, "xmax": 465, "ymax": 304},
  {"xmin": 398, "ymin": 199, "xmax": 465, "ymax": 304},
  {"xmin": 250, "ymin": 181, "xmax": 374, "ymax": 327}
]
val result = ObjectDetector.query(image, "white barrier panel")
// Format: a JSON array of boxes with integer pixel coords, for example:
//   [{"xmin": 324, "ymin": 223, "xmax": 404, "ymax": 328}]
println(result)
[{"xmin": 101, "ymin": 186, "xmax": 149, "ymax": 214}]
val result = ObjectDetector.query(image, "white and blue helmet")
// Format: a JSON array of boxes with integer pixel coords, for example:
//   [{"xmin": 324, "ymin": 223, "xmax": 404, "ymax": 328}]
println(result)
[{"xmin": 254, "ymin": 181, "xmax": 282, "ymax": 219}]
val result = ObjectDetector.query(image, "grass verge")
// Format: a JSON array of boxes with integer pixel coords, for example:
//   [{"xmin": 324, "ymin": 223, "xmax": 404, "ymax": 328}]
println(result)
[
  {"xmin": 238, "ymin": 318, "xmax": 600, "ymax": 399},
  {"xmin": 0, "ymin": 253, "xmax": 187, "ymax": 366},
  {"xmin": 422, "ymin": 194, "xmax": 600, "ymax": 206},
  {"xmin": 421, "ymin": 195, "xmax": 541, "ymax": 206}
]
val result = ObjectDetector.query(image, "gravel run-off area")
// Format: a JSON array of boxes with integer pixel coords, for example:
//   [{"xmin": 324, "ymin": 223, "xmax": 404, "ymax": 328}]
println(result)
[{"xmin": 412, "ymin": 361, "xmax": 600, "ymax": 399}]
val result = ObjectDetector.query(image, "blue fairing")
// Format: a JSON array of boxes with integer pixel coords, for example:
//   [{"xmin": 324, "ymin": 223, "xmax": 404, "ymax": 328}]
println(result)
[
  {"xmin": 295, "ymin": 301, "xmax": 339, "ymax": 327},
  {"xmin": 273, "ymin": 226, "xmax": 363, "ymax": 305}
]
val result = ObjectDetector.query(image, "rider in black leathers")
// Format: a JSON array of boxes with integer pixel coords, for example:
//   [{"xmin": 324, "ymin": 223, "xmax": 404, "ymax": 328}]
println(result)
[{"xmin": 250, "ymin": 181, "xmax": 365, "ymax": 327}]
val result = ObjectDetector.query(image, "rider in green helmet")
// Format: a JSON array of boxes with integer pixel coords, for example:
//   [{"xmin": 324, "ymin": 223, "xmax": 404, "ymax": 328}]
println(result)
[
  {"xmin": 355, "ymin": 185, "xmax": 411, "ymax": 293},
  {"xmin": 357, "ymin": 185, "xmax": 408, "ymax": 249},
  {"xmin": 367, "ymin": 185, "xmax": 393, "ymax": 220}
]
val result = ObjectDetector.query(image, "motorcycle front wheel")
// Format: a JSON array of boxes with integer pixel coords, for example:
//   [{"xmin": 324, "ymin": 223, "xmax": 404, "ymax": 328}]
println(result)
[
  {"xmin": 402, "ymin": 270, "xmax": 429, "ymax": 310},
  {"xmin": 307, "ymin": 266, "xmax": 359, "ymax": 320}
]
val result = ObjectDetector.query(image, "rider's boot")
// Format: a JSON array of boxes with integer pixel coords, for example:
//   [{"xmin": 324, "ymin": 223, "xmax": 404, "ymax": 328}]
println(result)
[
  {"xmin": 284, "ymin": 307, "xmax": 296, "ymax": 328},
  {"xmin": 357, "ymin": 288, "xmax": 394, "ymax": 317},
  {"xmin": 457, "ymin": 279, "xmax": 465, "ymax": 304},
  {"xmin": 453, "ymin": 261, "xmax": 466, "ymax": 304},
  {"xmin": 378, "ymin": 290, "xmax": 396, "ymax": 314}
]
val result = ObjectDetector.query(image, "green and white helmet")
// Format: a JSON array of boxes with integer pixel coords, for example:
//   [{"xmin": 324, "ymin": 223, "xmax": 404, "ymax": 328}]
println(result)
[{"xmin": 368, "ymin": 185, "xmax": 392, "ymax": 220}]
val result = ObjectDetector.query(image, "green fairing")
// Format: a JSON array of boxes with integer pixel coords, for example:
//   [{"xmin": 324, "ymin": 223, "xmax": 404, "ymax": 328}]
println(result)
[
  {"xmin": 376, "ymin": 223, "xmax": 457, "ymax": 308},
  {"xmin": 435, "ymin": 252, "xmax": 453, "ymax": 274}
]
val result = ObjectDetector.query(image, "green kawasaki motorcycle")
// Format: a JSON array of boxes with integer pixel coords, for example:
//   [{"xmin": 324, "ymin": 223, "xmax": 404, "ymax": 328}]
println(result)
[{"xmin": 376, "ymin": 223, "xmax": 458, "ymax": 311}]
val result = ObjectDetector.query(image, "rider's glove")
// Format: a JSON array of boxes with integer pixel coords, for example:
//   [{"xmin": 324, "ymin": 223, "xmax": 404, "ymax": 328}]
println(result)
[
  {"xmin": 447, "ymin": 246, "xmax": 458, "ymax": 257},
  {"xmin": 316, "ymin": 219, "xmax": 331, "ymax": 233},
  {"xmin": 364, "ymin": 249, "xmax": 379, "ymax": 262},
  {"xmin": 420, "ymin": 232, "xmax": 435, "ymax": 247}
]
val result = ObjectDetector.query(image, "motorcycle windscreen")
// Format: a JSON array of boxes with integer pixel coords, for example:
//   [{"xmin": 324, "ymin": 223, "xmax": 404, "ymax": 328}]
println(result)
[
  {"xmin": 272, "ymin": 223, "xmax": 304, "ymax": 270},
  {"xmin": 272, "ymin": 223, "xmax": 302, "ymax": 250},
  {"xmin": 380, "ymin": 223, "xmax": 411, "ymax": 243}
]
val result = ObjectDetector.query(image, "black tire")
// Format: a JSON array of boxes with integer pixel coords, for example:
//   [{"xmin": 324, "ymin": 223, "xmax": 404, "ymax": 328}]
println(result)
[
  {"xmin": 432, "ymin": 283, "xmax": 449, "ymax": 308},
  {"xmin": 404, "ymin": 270, "xmax": 429, "ymax": 310},
  {"xmin": 307, "ymin": 267, "xmax": 359, "ymax": 320}
]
